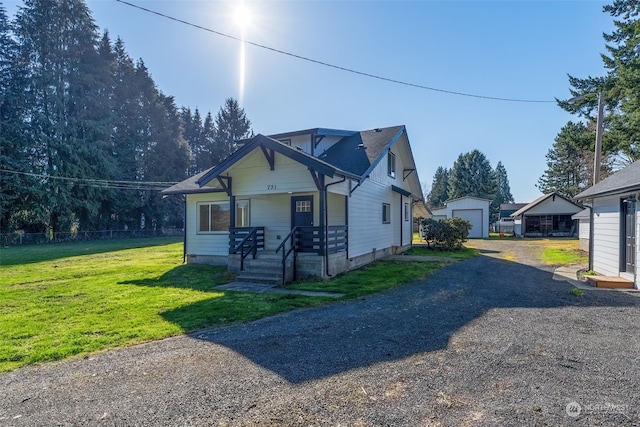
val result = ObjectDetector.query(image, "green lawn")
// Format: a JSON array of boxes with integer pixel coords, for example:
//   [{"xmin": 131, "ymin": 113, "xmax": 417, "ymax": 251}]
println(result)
[
  {"xmin": 0, "ymin": 238, "xmax": 451, "ymax": 372},
  {"xmin": 288, "ymin": 260, "xmax": 445, "ymax": 298},
  {"xmin": 403, "ymin": 245, "xmax": 477, "ymax": 259},
  {"xmin": 541, "ymin": 240, "xmax": 588, "ymax": 266},
  {"xmin": 0, "ymin": 238, "xmax": 335, "ymax": 372}
]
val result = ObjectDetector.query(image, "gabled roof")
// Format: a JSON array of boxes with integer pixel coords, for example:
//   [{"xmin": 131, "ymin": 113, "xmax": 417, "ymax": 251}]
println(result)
[
  {"xmin": 318, "ymin": 126, "xmax": 405, "ymax": 176},
  {"xmin": 572, "ymin": 207, "xmax": 591, "ymax": 220},
  {"xmin": 574, "ymin": 160, "xmax": 640, "ymax": 199},
  {"xmin": 510, "ymin": 192, "xmax": 583, "ymax": 217}
]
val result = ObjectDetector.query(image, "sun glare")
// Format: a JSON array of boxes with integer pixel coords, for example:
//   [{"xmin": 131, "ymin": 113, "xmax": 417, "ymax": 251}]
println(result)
[
  {"xmin": 234, "ymin": 0, "xmax": 253, "ymax": 106},
  {"xmin": 234, "ymin": 2, "xmax": 253, "ymax": 31}
]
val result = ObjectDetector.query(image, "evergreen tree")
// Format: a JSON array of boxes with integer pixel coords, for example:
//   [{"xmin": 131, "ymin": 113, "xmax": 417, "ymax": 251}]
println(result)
[
  {"xmin": 13, "ymin": 0, "xmax": 114, "ymax": 232},
  {"xmin": 448, "ymin": 150, "xmax": 497, "ymax": 200},
  {"xmin": 537, "ymin": 121, "xmax": 609, "ymax": 197},
  {"xmin": 426, "ymin": 166, "xmax": 449, "ymax": 209},
  {"xmin": 493, "ymin": 161, "xmax": 514, "ymax": 206},
  {"xmin": 559, "ymin": 0, "xmax": 640, "ymax": 164},
  {"xmin": 0, "ymin": 5, "xmax": 35, "ymax": 233},
  {"xmin": 212, "ymin": 98, "xmax": 252, "ymax": 163}
]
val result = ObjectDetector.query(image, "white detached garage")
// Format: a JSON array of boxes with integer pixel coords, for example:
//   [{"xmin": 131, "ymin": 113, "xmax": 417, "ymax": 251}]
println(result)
[{"xmin": 430, "ymin": 196, "xmax": 491, "ymax": 238}]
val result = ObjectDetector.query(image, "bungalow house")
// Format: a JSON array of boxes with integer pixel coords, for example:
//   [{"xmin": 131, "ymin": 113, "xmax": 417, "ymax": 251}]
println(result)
[
  {"xmin": 510, "ymin": 192, "xmax": 583, "ymax": 237},
  {"xmin": 429, "ymin": 196, "xmax": 491, "ymax": 238},
  {"xmin": 574, "ymin": 160, "xmax": 640, "ymax": 289},
  {"xmin": 162, "ymin": 125, "xmax": 425, "ymax": 284}
]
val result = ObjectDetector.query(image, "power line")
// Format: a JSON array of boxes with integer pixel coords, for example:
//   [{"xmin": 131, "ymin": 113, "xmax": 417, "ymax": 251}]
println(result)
[
  {"xmin": 0, "ymin": 169, "xmax": 176, "ymax": 191},
  {"xmin": 115, "ymin": 0, "xmax": 555, "ymax": 104}
]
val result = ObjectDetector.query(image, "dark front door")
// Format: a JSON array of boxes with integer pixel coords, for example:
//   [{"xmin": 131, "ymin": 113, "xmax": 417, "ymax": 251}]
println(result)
[
  {"xmin": 623, "ymin": 199, "xmax": 636, "ymax": 273},
  {"xmin": 291, "ymin": 196, "xmax": 314, "ymax": 227}
]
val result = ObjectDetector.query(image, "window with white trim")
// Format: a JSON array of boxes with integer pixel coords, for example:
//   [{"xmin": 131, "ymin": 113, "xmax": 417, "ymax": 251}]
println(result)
[
  {"xmin": 387, "ymin": 152, "xmax": 396, "ymax": 178},
  {"xmin": 382, "ymin": 203, "xmax": 391, "ymax": 224},
  {"xmin": 198, "ymin": 202, "xmax": 230, "ymax": 232},
  {"xmin": 404, "ymin": 203, "xmax": 410, "ymax": 221}
]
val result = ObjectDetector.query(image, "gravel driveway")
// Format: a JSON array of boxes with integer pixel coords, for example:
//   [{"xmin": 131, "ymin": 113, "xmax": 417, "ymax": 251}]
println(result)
[{"xmin": 2, "ymin": 240, "xmax": 640, "ymax": 426}]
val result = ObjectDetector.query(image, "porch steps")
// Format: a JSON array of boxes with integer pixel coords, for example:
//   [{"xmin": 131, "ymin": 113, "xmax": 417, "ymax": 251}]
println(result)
[
  {"xmin": 236, "ymin": 255, "xmax": 284, "ymax": 286},
  {"xmin": 586, "ymin": 275, "xmax": 634, "ymax": 289}
]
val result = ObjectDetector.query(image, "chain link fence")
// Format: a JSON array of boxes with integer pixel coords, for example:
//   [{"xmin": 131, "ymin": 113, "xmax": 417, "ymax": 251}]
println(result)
[{"xmin": 1, "ymin": 228, "xmax": 183, "ymax": 246}]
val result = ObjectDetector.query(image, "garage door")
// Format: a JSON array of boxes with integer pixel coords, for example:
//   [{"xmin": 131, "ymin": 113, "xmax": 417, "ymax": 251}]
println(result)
[{"xmin": 452, "ymin": 209, "xmax": 483, "ymax": 238}]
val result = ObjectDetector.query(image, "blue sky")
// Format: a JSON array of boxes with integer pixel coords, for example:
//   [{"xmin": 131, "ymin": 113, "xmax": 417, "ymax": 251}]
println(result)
[{"xmin": 4, "ymin": 0, "xmax": 613, "ymax": 202}]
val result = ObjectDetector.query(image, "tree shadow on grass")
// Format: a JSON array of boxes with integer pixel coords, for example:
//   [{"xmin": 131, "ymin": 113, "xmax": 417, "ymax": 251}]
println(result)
[
  {"xmin": 163, "ymin": 255, "xmax": 640, "ymax": 384},
  {"xmin": 119, "ymin": 264, "xmax": 233, "ymax": 292}
]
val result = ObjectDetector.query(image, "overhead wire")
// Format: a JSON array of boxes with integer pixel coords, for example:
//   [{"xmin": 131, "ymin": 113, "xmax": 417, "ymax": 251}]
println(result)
[
  {"xmin": 115, "ymin": 0, "xmax": 555, "ymax": 104},
  {"xmin": 0, "ymin": 169, "xmax": 176, "ymax": 191}
]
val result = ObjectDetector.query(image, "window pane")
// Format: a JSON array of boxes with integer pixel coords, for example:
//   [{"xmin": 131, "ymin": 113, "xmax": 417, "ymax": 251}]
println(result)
[
  {"xmin": 199, "ymin": 204, "xmax": 210, "ymax": 232},
  {"xmin": 383, "ymin": 203, "xmax": 391, "ymax": 223},
  {"xmin": 210, "ymin": 203, "xmax": 230, "ymax": 231},
  {"xmin": 296, "ymin": 200, "xmax": 311, "ymax": 213},
  {"xmin": 236, "ymin": 200, "xmax": 250, "ymax": 227}
]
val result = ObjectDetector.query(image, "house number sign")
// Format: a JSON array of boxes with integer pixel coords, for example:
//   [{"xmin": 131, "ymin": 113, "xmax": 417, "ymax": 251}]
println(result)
[{"xmin": 267, "ymin": 184, "xmax": 277, "ymax": 190}]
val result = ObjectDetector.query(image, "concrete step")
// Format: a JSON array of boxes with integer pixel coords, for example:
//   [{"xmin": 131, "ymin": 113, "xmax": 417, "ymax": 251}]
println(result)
[{"xmin": 236, "ymin": 271, "xmax": 283, "ymax": 285}]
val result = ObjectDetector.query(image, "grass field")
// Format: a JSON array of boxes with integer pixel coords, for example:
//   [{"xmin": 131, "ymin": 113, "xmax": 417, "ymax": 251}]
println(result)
[{"xmin": 0, "ymin": 238, "xmax": 450, "ymax": 372}]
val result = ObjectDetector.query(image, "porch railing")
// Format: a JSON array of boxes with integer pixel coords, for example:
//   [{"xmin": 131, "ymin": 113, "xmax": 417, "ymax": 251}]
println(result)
[
  {"xmin": 229, "ymin": 227, "xmax": 265, "ymax": 271},
  {"xmin": 326, "ymin": 225, "xmax": 348, "ymax": 254},
  {"xmin": 275, "ymin": 225, "xmax": 348, "ymax": 285},
  {"xmin": 276, "ymin": 226, "xmax": 298, "ymax": 285}
]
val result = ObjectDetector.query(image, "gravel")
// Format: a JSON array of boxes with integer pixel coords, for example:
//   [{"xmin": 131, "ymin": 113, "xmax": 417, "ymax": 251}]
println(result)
[{"xmin": 2, "ymin": 239, "xmax": 640, "ymax": 426}]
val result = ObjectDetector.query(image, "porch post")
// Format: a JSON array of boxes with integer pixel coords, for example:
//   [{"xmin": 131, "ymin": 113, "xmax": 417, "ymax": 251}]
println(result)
[{"xmin": 230, "ymin": 195, "xmax": 236, "ymax": 228}]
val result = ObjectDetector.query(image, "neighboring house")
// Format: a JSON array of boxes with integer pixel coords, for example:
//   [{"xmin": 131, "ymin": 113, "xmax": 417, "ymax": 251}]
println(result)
[
  {"xmin": 574, "ymin": 160, "xmax": 640, "ymax": 289},
  {"xmin": 429, "ymin": 196, "xmax": 491, "ymax": 238},
  {"xmin": 572, "ymin": 208, "xmax": 591, "ymax": 252},
  {"xmin": 162, "ymin": 125, "xmax": 425, "ymax": 284},
  {"xmin": 510, "ymin": 192, "xmax": 583, "ymax": 237}
]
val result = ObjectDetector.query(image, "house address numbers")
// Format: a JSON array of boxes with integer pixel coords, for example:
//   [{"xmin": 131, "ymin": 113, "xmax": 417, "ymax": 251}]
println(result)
[{"xmin": 267, "ymin": 184, "xmax": 277, "ymax": 190}]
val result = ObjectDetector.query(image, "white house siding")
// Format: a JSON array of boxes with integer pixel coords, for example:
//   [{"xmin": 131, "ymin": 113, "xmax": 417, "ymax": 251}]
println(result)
[
  {"xmin": 592, "ymin": 196, "xmax": 622, "ymax": 277},
  {"xmin": 327, "ymin": 192, "xmax": 346, "ymax": 226},
  {"xmin": 185, "ymin": 192, "xmax": 231, "ymax": 257},
  {"xmin": 578, "ymin": 218, "xmax": 590, "ymax": 252},
  {"xmin": 348, "ymin": 178, "xmax": 394, "ymax": 259},
  {"xmin": 231, "ymin": 150, "xmax": 318, "ymax": 196}
]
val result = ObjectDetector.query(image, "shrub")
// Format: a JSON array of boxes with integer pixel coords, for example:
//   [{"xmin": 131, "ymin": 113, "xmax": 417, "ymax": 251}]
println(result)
[{"xmin": 421, "ymin": 217, "xmax": 472, "ymax": 250}]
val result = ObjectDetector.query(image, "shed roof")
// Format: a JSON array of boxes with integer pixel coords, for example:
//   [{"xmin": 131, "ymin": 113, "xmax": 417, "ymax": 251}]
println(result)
[{"xmin": 574, "ymin": 160, "xmax": 640, "ymax": 199}]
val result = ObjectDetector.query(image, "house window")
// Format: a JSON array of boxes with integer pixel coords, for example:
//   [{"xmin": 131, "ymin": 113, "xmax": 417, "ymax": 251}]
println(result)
[
  {"xmin": 236, "ymin": 200, "xmax": 250, "ymax": 227},
  {"xmin": 404, "ymin": 203, "xmax": 410, "ymax": 221},
  {"xmin": 382, "ymin": 203, "xmax": 391, "ymax": 224},
  {"xmin": 279, "ymin": 139, "xmax": 292, "ymax": 146},
  {"xmin": 296, "ymin": 200, "xmax": 312, "ymax": 213},
  {"xmin": 387, "ymin": 152, "xmax": 396, "ymax": 178},
  {"xmin": 198, "ymin": 202, "xmax": 230, "ymax": 233}
]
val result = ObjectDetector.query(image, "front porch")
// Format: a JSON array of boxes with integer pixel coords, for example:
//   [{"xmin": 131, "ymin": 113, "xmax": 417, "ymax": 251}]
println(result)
[{"xmin": 228, "ymin": 225, "xmax": 348, "ymax": 284}]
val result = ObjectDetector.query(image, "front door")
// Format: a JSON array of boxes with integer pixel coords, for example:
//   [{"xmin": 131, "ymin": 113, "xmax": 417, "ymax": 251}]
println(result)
[
  {"xmin": 291, "ymin": 196, "xmax": 314, "ymax": 227},
  {"xmin": 623, "ymin": 198, "xmax": 636, "ymax": 273}
]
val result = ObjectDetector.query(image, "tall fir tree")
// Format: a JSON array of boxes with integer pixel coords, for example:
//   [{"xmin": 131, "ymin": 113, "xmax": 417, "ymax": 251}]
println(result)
[
  {"xmin": 448, "ymin": 150, "xmax": 497, "ymax": 200},
  {"xmin": 13, "ymin": 0, "xmax": 115, "ymax": 232},
  {"xmin": 493, "ymin": 161, "xmax": 514, "ymax": 206},
  {"xmin": 426, "ymin": 166, "xmax": 449, "ymax": 209},
  {"xmin": 212, "ymin": 98, "xmax": 252, "ymax": 164}
]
